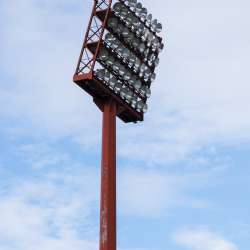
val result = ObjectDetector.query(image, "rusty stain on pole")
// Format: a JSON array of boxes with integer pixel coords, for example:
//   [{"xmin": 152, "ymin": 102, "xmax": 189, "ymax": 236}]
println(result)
[{"xmin": 100, "ymin": 100, "xmax": 116, "ymax": 250}]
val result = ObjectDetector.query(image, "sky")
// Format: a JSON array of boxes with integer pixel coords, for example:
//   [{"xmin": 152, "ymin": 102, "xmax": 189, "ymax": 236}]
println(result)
[{"xmin": 0, "ymin": 0, "xmax": 250, "ymax": 249}]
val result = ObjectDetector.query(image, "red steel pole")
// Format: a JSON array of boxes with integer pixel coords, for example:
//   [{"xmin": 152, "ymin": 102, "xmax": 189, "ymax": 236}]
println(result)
[{"xmin": 100, "ymin": 99, "xmax": 116, "ymax": 250}]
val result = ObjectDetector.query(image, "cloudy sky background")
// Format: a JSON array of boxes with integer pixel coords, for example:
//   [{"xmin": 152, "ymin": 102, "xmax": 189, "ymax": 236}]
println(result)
[{"xmin": 0, "ymin": 0, "xmax": 250, "ymax": 249}]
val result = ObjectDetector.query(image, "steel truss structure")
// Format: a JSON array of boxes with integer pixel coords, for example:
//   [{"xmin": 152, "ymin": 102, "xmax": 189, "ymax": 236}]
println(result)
[{"xmin": 73, "ymin": 0, "xmax": 162, "ymax": 123}]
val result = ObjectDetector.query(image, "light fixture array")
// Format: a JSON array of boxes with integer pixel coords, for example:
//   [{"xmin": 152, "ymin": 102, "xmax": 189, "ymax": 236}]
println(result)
[{"xmin": 94, "ymin": 0, "xmax": 164, "ymax": 114}]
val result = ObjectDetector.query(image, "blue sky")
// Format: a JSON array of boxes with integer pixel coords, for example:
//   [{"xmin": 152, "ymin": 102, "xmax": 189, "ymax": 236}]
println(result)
[{"xmin": 0, "ymin": 0, "xmax": 250, "ymax": 249}]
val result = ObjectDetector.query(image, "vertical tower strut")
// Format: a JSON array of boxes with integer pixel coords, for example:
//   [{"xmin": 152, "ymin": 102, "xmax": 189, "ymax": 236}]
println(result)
[{"xmin": 100, "ymin": 99, "xmax": 117, "ymax": 250}]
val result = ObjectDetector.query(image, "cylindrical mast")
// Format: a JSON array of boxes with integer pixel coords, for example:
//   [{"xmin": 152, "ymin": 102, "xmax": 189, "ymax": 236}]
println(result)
[{"xmin": 100, "ymin": 100, "xmax": 117, "ymax": 250}]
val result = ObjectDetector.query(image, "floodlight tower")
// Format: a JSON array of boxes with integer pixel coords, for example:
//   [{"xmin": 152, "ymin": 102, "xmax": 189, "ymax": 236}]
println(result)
[{"xmin": 73, "ymin": 0, "xmax": 163, "ymax": 250}]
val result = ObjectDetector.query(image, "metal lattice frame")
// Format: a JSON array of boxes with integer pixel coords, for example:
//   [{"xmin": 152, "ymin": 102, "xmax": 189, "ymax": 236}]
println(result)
[{"xmin": 75, "ymin": 0, "xmax": 112, "ymax": 75}]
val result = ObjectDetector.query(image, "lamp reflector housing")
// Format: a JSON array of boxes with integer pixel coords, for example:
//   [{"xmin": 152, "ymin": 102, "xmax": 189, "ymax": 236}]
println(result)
[
  {"xmin": 142, "ymin": 104, "xmax": 148, "ymax": 113},
  {"xmin": 154, "ymin": 58, "xmax": 159, "ymax": 67},
  {"xmin": 123, "ymin": 70, "xmax": 131, "ymax": 80},
  {"xmin": 120, "ymin": 6, "xmax": 129, "ymax": 17},
  {"xmin": 151, "ymin": 19, "xmax": 157, "ymax": 30},
  {"xmin": 99, "ymin": 50, "xmax": 108, "ymax": 61},
  {"xmin": 140, "ymin": 8, "xmax": 148, "ymax": 18},
  {"xmin": 105, "ymin": 33, "xmax": 114, "ymax": 44},
  {"xmin": 146, "ymin": 88, "xmax": 151, "ymax": 98},
  {"xmin": 119, "ymin": 65, "xmax": 125, "ymax": 75},
  {"xmin": 113, "ymin": 61, "xmax": 120, "ymax": 72},
  {"xmin": 104, "ymin": 71, "xmax": 110, "ymax": 82},
  {"xmin": 97, "ymin": 69, "xmax": 105, "ymax": 79},
  {"xmin": 135, "ymin": 3, "xmax": 142, "ymax": 13},
  {"xmin": 136, "ymin": 100, "xmax": 143, "ymax": 109},
  {"xmin": 114, "ymin": 81, "xmax": 122, "ymax": 91},
  {"xmin": 108, "ymin": 18, "xmax": 118, "ymax": 28},
  {"xmin": 134, "ymin": 80, "xmax": 142, "ymax": 90},
  {"xmin": 157, "ymin": 43, "xmax": 164, "ymax": 52},
  {"xmin": 120, "ymin": 87, "xmax": 128, "ymax": 97},
  {"xmin": 106, "ymin": 55, "xmax": 114, "ymax": 66},
  {"xmin": 113, "ymin": 2, "xmax": 123, "ymax": 13},
  {"xmin": 156, "ymin": 23, "xmax": 162, "ymax": 33},
  {"xmin": 140, "ymin": 85, "xmax": 147, "ymax": 95},
  {"xmin": 129, "ymin": 0, "xmax": 137, "ymax": 7},
  {"xmin": 131, "ymin": 95, "xmax": 138, "ymax": 105},
  {"xmin": 125, "ymin": 90, "xmax": 133, "ymax": 100},
  {"xmin": 150, "ymin": 73, "xmax": 156, "ymax": 82}
]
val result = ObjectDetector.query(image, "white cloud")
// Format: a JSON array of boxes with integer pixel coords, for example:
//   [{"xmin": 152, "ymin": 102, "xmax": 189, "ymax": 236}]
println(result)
[
  {"xmin": 15, "ymin": 143, "xmax": 70, "ymax": 169},
  {"xmin": 117, "ymin": 169, "xmax": 217, "ymax": 217},
  {"xmin": 172, "ymin": 226, "xmax": 238, "ymax": 250},
  {"xmin": 0, "ymin": 162, "xmax": 100, "ymax": 250}
]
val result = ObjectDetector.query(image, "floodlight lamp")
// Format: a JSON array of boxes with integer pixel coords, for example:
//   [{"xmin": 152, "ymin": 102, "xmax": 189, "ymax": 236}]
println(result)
[
  {"xmin": 142, "ymin": 103, "xmax": 148, "ymax": 113},
  {"xmin": 123, "ymin": 70, "xmax": 131, "ymax": 80},
  {"xmin": 157, "ymin": 43, "xmax": 164, "ymax": 52},
  {"xmin": 116, "ymin": 43, "xmax": 125, "ymax": 53},
  {"xmin": 146, "ymin": 88, "xmax": 151, "ymax": 98},
  {"xmin": 120, "ymin": 87, "xmax": 128, "ymax": 97},
  {"xmin": 125, "ymin": 90, "xmax": 133, "ymax": 100},
  {"xmin": 151, "ymin": 19, "xmax": 157, "ymax": 30},
  {"xmin": 126, "ymin": 13, "xmax": 134, "ymax": 25},
  {"xmin": 155, "ymin": 23, "xmax": 162, "ymax": 33},
  {"xmin": 121, "ymin": 48, "xmax": 130, "ymax": 58},
  {"xmin": 148, "ymin": 53, "xmax": 155, "ymax": 62},
  {"xmin": 134, "ymin": 58, "xmax": 140, "ymax": 69},
  {"xmin": 97, "ymin": 69, "xmax": 106, "ymax": 79},
  {"xmin": 146, "ymin": 14, "xmax": 152, "ymax": 24},
  {"xmin": 128, "ymin": 53, "xmax": 136, "ymax": 64},
  {"xmin": 119, "ymin": 65, "xmax": 125, "ymax": 75},
  {"xmin": 113, "ymin": 61, "xmax": 121, "ymax": 72},
  {"xmin": 135, "ymin": 3, "xmax": 142, "ymax": 13},
  {"xmin": 109, "ymin": 76, "xmax": 117, "ymax": 87},
  {"xmin": 122, "ymin": 27, "xmax": 130, "ymax": 37},
  {"xmin": 152, "ymin": 37, "xmax": 159, "ymax": 47},
  {"xmin": 140, "ymin": 85, "xmax": 147, "ymax": 95},
  {"xmin": 153, "ymin": 58, "xmax": 159, "ymax": 67},
  {"xmin": 105, "ymin": 33, "xmax": 114, "ymax": 44},
  {"xmin": 106, "ymin": 55, "xmax": 115, "ymax": 66},
  {"xmin": 144, "ymin": 48, "xmax": 149, "ymax": 57},
  {"xmin": 149, "ymin": 73, "xmax": 156, "ymax": 82},
  {"xmin": 120, "ymin": 6, "xmax": 129, "ymax": 18},
  {"xmin": 139, "ymin": 63, "xmax": 145, "ymax": 73},
  {"xmin": 108, "ymin": 18, "xmax": 118, "ymax": 28},
  {"xmin": 128, "ymin": 75, "xmax": 136, "ymax": 85},
  {"xmin": 146, "ymin": 33, "xmax": 154, "ymax": 43},
  {"xmin": 104, "ymin": 71, "xmax": 111, "ymax": 82},
  {"xmin": 137, "ymin": 23, "xmax": 144, "ymax": 34},
  {"xmin": 129, "ymin": 0, "xmax": 137, "ymax": 8},
  {"xmin": 99, "ymin": 49, "xmax": 109, "ymax": 61},
  {"xmin": 131, "ymin": 95, "xmax": 138, "ymax": 105},
  {"xmin": 132, "ymin": 37, "xmax": 140, "ymax": 48},
  {"xmin": 140, "ymin": 7, "xmax": 147, "ymax": 19},
  {"xmin": 126, "ymin": 32, "xmax": 134, "ymax": 43},
  {"xmin": 144, "ymin": 68, "xmax": 151, "ymax": 79},
  {"xmin": 132, "ymin": 17, "xmax": 140, "ymax": 29},
  {"xmin": 139, "ymin": 43, "xmax": 145, "ymax": 53},
  {"xmin": 113, "ymin": 2, "xmax": 123, "ymax": 13},
  {"xmin": 114, "ymin": 24, "xmax": 124, "ymax": 34},
  {"xmin": 134, "ymin": 79, "xmax": 142, "ymax": 90},
  {"xmin": 114, "ymin": 81, "xmax": 122, "ymax": 91},
  {"xmin": 111, "ymin": 39, "xmax": 120, "ymax": 49},
  {"xmin": 143, "ymin": 28, "xmax": 150, "ymax": 39},
  {"xmin": 136, "ymin": 100, "xmax": 143, "ymax": 109}
]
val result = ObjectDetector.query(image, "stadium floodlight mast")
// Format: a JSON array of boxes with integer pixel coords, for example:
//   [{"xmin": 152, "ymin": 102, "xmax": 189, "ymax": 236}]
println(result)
[{"xmin": 73, "ymin": 0, "xmax": 163, "ymax": 250}]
